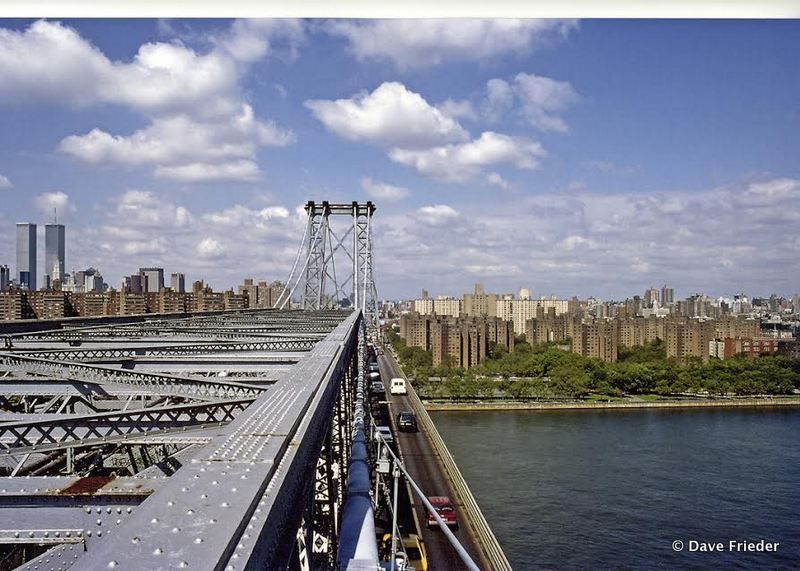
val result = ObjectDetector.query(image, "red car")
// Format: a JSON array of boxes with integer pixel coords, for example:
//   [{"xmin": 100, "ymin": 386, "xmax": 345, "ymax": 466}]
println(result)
[{"xmin": 426, "ymin": 496, "xmax": 458, "ymax": 530}]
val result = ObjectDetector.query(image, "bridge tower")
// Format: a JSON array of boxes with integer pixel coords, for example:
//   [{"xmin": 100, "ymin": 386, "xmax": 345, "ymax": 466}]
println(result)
[{"xmin": 276, "ymin": 201, "xmax": 379, "ymax": 331}]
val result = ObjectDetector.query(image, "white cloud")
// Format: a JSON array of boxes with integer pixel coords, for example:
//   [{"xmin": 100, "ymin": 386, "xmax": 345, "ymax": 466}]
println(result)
[
  {"xmin": 305, "ymin": 82, "xmax": 469, "ymax": 148},
  {"xmin": 58, "ymin": 105, "xmax": 293, "ymax": 182},
  {"xmin": 327, "ymin": 19, "xmax": 577, "ymax": 69},
  {"xmin": 482, "ymin": 73, "xmax": 579, "ymax": 132},
  {"xmin": 122, "ymin": 238, "xmax": 167, "ymax": 256},
  {"xmin": 196, "ymin": 237, "xmax": 227, "ymax": 259},
  {"xmin": 360, "ymin": 177, "xmax": 410, "ymax": 201},
  {"xmin": 389, "ymin": 131, "xmax": 546, "ymax": 182},
  {"xmin": 0, "ymin": 20, "xmax": 297, "ymax": 183},
  {"xmin": 34, "ymin": 191, "xmax": 75, "ymax": 217},
  {"xmin": 482, "ymin": 78, "xmax": 515, "ymax": 123},
  {"xmin": 369, "ymin": 177, "xmax": 800, "ymax": 299},
  {"xmin": 437, "ymin": 98, "xmax": 477, "ymax": 121},
  {"xmin": 486, "ymin": 172, "xmax": 510, "ymax": 190},
  {"xmin": 110, "ymin": 190, "xmax": 193, "ymax": 228},
  {"xmin": 0, "ymin": 174, "xmax": 11, "ymax": 189},
  {"xmin": 215, "ymin": 19, "xmax": 305, "ymax": 63},
  {"xmin": 416, "ymin": 204, "xmax": 459, "ymax": 224},
  {"xmin": 154, "ymin": 160, "xmax": 262, "ymax": 183},
  {"xmin": 512, "ymin": 73, "xmax": 579, "ymax": 132}
]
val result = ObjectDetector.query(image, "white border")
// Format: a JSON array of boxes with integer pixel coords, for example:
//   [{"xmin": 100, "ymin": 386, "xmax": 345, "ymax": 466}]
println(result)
[{"xmin": 0, "ymin": 1, "xmax": 798, "ymax": 19}]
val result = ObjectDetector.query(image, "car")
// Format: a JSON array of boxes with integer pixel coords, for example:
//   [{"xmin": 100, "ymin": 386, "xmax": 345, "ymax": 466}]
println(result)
[
  {"xmin": 371, "ymin": 380, "xmax": 385, "ymax": 394},
  {"xmin": 390, "ymin": 377, "xmax": 407, "ymax": 395},
  {"xmin": 397, "ymin": 411, "xmax": 418, "ymax": 432},
  {"xmin": 374, "ymin": 425, "xmax": 393, "ymax": 444},
  {"xmin": 426, "ymin": 496, "xmax": 458, "ymax": 530},
  {"xmin": 368, "ymin": 361, "xmax": 380, "ymax": 373},
  {"xmin": 381, "ymin": 533, "xmax": 428, "ymax": 571}
]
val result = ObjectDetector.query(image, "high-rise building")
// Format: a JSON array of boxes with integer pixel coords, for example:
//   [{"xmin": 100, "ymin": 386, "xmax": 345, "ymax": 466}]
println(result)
[
  {"xmin": 171, "ymin": 272, "xmax": 186, "ymax": 293},
  {"xmin": 0, "ymin": 265, "xmax": 9, "ymax": 291},
  {"xmin": 44, "ymin": 224, "xmax": 65, "ymax": 290},
  {"xmin": 661, "ymin": 285, "xmax": 675, "ymax": 306},
  {"xmin": 16, "ymin": 222, "xmax": 36, "ymax": 291},
  {"xmin": 644, "ymin": 287, "xmax": 660, "ymax": 308},
  {"xmin": 139, "ymin": 267, "xmax": 164, "ymax": 293}
]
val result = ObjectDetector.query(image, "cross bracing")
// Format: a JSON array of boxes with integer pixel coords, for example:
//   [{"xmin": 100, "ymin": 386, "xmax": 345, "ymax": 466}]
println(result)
[{"xmin": 0, "ymin": 308, "xmax": 365, "ymax": 570}]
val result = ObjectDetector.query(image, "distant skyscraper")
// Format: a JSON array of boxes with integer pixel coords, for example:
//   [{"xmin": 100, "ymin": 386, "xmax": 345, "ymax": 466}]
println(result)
[
  {"xmin": 139, "ymin": 267, "xmax": 164, "ymax": 293},
  {"xmin": 0, "ymin": 264, "xmax": 9, "ymax": 291},
  {"xmin": 16, "ymin": 222, "xmax": 36, "ymax": 291},
  {"xmin": 45, "ymin": 223, "xmax": 65, "ymax": 290},
  {"xmin": 644, "ymin": 287, "xmax": 660, "ymax": 308},
  {"xmin": 171, "ymin": 272, "xmax": 185, "ymax": 293},
  {"xmin": 661, "ymin": 285, "xmax": 675, "ymax": 305}
]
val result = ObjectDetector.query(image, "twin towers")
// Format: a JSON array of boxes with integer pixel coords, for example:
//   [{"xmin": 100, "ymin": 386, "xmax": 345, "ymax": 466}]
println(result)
[{"xmin": 15, "ymin": 222, "xmax": 65, "ymax": 291}]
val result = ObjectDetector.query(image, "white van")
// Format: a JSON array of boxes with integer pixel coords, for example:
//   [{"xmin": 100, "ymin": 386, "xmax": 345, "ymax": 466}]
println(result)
[{"xmin": 390, "ymin": 377, "xmax": 407, "ymax": 395}]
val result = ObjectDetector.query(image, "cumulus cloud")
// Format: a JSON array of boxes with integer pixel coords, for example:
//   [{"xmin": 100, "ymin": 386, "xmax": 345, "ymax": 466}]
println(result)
[
  {"xmin": 326, "ymin": 19, "xmax": 577, "ymax": 69},
  {"xmin": 360, "ymin": 177, "xmax": 410, "ymax": 201},
  {"xmin": 306, "ymin": 82, "xmax": 469, "ymax": 148},
  {"xmin": 196, "ymin": 237, "xmax": 227, "ymax": 259},
  {"xmin": 34, "ymin": 191, "xmax": 75, "ymax": 217},
  {"xmin": 389, "ymin": 131, "xmax": 546, "ymax": 182},
  {"xmin": 416, "ymin": 204, "xmax": 459, "ymax": 224},
  {"xmin": 0, "ymin": 174, "xmax": 11, "ymax": 189},
  {"xmin": 371, "ymin": 177, "xmax": 800, "ymax": 299},
  {"xmin": 486, "ymin": 172, "xmax": 510, "ymax": 190},
  {"xmin": 483, "ymin": 73, "xmax": 579, "ymax": 132},
  {"xmin": 0, "ymin": 20, "xmax": 297, "ymax": 183}
]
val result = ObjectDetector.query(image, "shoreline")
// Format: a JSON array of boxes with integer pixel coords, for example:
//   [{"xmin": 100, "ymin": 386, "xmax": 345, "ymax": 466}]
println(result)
[{"xmin": 423, "ymin": 398, "xmax": 800, "ymax": 412}]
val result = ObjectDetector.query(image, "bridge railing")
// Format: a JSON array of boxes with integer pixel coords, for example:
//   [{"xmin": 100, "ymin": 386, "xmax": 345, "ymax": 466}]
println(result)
[{"xmin": 403, "ymin": 373, "xmax": 513, "ymax": 571}]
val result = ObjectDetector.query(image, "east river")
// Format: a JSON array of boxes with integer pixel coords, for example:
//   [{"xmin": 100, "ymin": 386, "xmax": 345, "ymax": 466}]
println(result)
[{"xmin": 431, "ymin": 407, "xmax": 800, "ymax": 569}]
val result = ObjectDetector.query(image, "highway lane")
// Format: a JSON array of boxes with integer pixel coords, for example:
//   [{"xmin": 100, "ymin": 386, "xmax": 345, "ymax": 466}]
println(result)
[{"xmin": 377, "ymin": 351, "xmax": 489, "ymax": 571}]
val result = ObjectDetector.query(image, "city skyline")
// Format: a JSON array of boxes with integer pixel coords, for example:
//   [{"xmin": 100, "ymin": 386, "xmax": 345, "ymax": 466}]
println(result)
[{"xmin": 0, "ymin": 19, "xmax": 798, "ymax": 298}]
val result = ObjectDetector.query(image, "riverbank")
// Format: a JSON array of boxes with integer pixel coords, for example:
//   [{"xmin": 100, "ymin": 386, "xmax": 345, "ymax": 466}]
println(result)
[{"xmin": 423, "ymin": 397, "xmax": 800, "ymax": 412}]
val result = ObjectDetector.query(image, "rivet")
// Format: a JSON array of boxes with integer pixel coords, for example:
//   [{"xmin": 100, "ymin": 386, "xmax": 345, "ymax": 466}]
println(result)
[
  {"xmin": 107, "ymin": 561, "xmax": 118, "ymax": 568},
  {"xmin": 172, "ymin": 527, "xmax": 181, "ymax": 534},
  {"xmin": 153, "ymin": 548, "xmax": 163, "ymax": 555},
  {"xmin": 178, "ymin": 562, "xmax": 188, "ymax": 568},
  {"xmin": 186, "ymin": 509, "xmax": 194, "ymax": 515},
  {"xmin": 194, "ymin": 538, "xmax": 203, "ymax": 544},
  {"xmin": 96, "ymin": 520, "xmax": 102, "ymax": 526},
  {"xmin": 132, "ymin": 537, "xmax": 140, "ymax": 544}
]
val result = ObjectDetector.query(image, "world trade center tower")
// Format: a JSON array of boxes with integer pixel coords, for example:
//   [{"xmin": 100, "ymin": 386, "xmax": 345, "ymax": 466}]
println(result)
[
  {"xmin": 45, "ymin": 223, "xmax": 66, "ymax": 288},
  {"xmin": 15, "ymin": 222, "xmax": 36, "ymax": 291}
]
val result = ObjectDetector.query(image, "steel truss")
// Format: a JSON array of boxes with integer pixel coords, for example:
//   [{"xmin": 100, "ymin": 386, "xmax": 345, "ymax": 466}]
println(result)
[
  {"xmin": 7, "ymin": 338, "xmax": 316, "ymax": 361},
  {"xmin": 0, "ymin": 398, "xmax": 253, "ymax": 455},
  {"xmin": 275, "ymin": 201, "xmax": 380, "ymax": 331},
  {"xmin": 0, "ymin": 353, "xmax": 264, "ymax": 400},
  {"xmin": 0, "ymin": 308, "xmax": 367, "ymax": 571}
]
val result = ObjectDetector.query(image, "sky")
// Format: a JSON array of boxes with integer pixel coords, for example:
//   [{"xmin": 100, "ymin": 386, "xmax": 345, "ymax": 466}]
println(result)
[{"xmin": 0, "ymin": 18, "xmax": 798, "ymax": 301}]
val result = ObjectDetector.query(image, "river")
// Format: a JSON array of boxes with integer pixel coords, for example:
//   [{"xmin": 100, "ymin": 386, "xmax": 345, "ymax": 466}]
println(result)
[{"xmin": 430, "ymin": 407, "xmax": 800, "ymax": 569}]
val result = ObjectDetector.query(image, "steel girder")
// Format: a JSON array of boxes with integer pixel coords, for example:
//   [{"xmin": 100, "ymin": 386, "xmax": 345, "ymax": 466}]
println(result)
[
  {"xmin": 7, "ymin": 338, "xmax": 316, "ymax": 361},
  {"xmin": 0, "ymin": 353, "xmax": 264, "ymax": 400},
  {"xmin": 70, "ymin": 311, "xmax": 361, "ymax": 571},
  {"xmin": 0, "ymin": 398, "xmax": 253, "ymax": 455}
]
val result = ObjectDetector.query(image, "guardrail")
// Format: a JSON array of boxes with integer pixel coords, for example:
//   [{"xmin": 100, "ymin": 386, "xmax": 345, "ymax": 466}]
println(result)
[{"xmin": 389, "ymin": 352, "xmax": 512, "ymax": 571}]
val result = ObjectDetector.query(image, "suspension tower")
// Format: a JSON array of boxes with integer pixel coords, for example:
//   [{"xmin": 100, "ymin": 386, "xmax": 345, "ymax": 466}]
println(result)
[{"xmin": 275, "ymin": 201, "xmax": 380, "ymax": 331}]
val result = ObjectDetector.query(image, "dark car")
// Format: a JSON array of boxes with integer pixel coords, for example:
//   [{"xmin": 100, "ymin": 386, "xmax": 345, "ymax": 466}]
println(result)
[
  {"xmin": 397, "ymin": 411, "xmax": 418, "ymax": 432},
  {"xmin": 371, "ymin": 380, "xmax": 385, "ymax": 394},
  {"xmin": 368, "ymin": 361, "xmax": 380, "ymax": 373}
]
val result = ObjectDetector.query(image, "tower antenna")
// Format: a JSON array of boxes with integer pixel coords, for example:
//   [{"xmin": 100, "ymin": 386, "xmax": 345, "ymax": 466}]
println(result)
[{"xmin": 54, "ymin": 207, "xmax": 57, "ymax": 225}]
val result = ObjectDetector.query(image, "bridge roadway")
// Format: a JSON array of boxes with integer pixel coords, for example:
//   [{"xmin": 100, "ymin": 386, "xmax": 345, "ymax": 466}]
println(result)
[{"xmin": 378, "ymin": 351, "xmax": 494, "ymax": 571}]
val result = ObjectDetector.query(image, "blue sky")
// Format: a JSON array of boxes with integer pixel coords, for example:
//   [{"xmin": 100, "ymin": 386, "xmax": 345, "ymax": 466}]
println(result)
[{"xmin": 0, "ymin": 19, "xmax": 798, "ymax": 300}]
